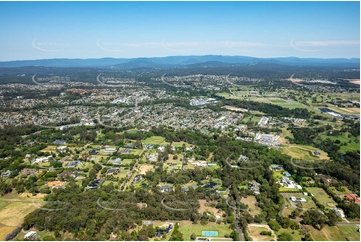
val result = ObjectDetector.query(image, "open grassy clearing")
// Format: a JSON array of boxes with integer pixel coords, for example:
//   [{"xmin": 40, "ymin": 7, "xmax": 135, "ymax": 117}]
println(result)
[
  {"xmin": 240, "ymin": 196, "xmax": 261, "ymax": 216},
  {"xmin": 40, "ymin": 145, "xmax": 57, "ymax": 153},
  {"xmin": 121, "ymin": 159, "xmax": 135, "ymax": 166},
  {"xmin": 276, "ymin": 228, "xmax": 303, "ymax": 241},
  {"xmin": 320, "ymin": 134, "xmax": 360, "ymax": 152},
  {"xmin": 126, "ymin": 129, "xmax": 138, "ymax": 134},
  {"xmin": 282, "ymin": 144, "xmax": 329, "ymax": 160},
  {"xmin": 0, "ymin": 194, "xmax": 44, "ymax": 240},
  {"xmin": 198, "ymin": 199, "xmax": 225, "ymax": 217},
  {"xmin": 143, "ymin": 136, "xmax": 166, "ymax": 144},
  {"xmin": 337, "ymin": 224, "xmax": 360, "ymax": 241},
  {"xmin": 247, "ymin": 224, "xmax": 277, "ymax": 241},
  {"xmin": 178, "ymin": 221, "xmax": 233, "ymax": 240},
  {"xmin": 0, "ymin": 225, "xmax": 16, "ymax": 241},
  {"xmin": 172, "ymin": 141, "xmax": 192, "ymax": 148},
  {"xmin": 306, "ymin": 187, "xmax": 336, "ymax": 204},
  {"xmin": 305, "ymin": 225, "xmax": 346, "ymax": 241},
  {"xmin": 327, "ymin": 106, "xmax": 360, "ymax": 115},
  {"xmin": 329, "ymin": 186, "xmax": 355, "ymax": 199}
]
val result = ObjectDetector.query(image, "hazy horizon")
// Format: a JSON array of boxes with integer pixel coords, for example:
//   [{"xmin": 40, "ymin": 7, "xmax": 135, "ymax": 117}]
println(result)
[{"xmin": 0, "ymin": 1, "xmax": 360, "ymax": 61}]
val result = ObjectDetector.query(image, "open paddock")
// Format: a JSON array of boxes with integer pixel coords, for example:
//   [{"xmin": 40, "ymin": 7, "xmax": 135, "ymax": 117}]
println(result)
[
  {"xmin": 198, "ymin": 199, "xmax": 225, "ymax": 217},
  {"xmin": 306, "ymin": 187, "xmax": 336, "ymax": 204},
  {"xmin": 143, "ymin": 136, "xmax": 166, "ymax": 145},
  {"xmin": 0, "ymin": 193, "xmax": 44, "ymax": 240},
  {"xmin": 178, "ymin": 221, "xmax": 233, "ymax": 240},
  {"xmin": 282, "ymin": 144, "xmax": 329, "ymax": 160},
  {"xmin": 276, "ymin": 228, "xmax": 303, "ymax": 241},
  {"xmin": 337, "ymin": 224, "xmax": 360, "ymax": 241},
  {"xmin": 305, "ymin": 225, "xmax": 346, "ymax": 241},
  {"xmin": 247, "ymin": 224, "xmax": 277, "ymax": 241},
  {"xmin": 240, "ymin": 196, "xmax": 261, "ymax": 216}
]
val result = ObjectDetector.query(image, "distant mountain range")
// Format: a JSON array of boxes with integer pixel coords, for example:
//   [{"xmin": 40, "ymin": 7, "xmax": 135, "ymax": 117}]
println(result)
[{"xmin": 0, "ymin": 55, "xmax": 359, "ymax": 68}]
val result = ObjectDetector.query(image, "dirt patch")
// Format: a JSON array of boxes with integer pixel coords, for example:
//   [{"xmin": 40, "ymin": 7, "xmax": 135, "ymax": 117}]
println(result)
[
  {"xmin": 348, "ymin": 79, "xmax": 360, "ymax": 85},
  {"xmin": 139, "ymin": 165, "xmax": 153, "ymax": 175},
  {"xmin": 198, "ymin": 199, "xmax": 225, "ymax": 217},
  {"xmin": 278, "ymin": 136, "xmax": 287, "ymax": 144},
  {"xmin": 287, "ymin": 76, "xmax": 304, "ymax": 83},
  {"xmin": 222, "ymin": 106, "xmax": 248, "ymax": 112},
  {"xmin": 247, "ymin": 224, "xmax": 277, "ymax": 241}
]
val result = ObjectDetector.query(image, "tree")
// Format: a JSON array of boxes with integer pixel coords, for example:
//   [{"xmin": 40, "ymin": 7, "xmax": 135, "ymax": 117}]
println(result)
[
  {"xmin": 326, "ymin": 210, "xmax": 338, "ymax": 226},
  {"xmin": 170, "ymin": 223, "xmax": 184, "ymax": 241},
  {"xmin": 42, "ymin": 236, "xmax": 56, "ymax": 241},
  {"xmin": 190, "ymin": 233, "xmax": 197, "ymax": 240},
  {"xmin": 302, "ymin": 210, "xmax": 327, "ymax": 230},
  {"xmin": 268, "ymin": 220, "xmax": 281, "ymax": 232},
  {"xmin": 278, "ymin": 232, "xmax": 293, "ymax": 241},
  {"xmin": 147, "ymin": 225, "xmax": 156, "ymax": 238}
]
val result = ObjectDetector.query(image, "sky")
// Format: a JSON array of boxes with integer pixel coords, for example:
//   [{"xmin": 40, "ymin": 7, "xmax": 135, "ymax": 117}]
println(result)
[{"xmin": 0, "ymin": 1, "xmax": 359, "ymax": 61}]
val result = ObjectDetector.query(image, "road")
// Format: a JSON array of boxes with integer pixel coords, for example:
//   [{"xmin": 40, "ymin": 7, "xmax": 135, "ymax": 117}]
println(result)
[{"xmin": 234, "ymin": 210, "xmax": 243, "ymax": 241}]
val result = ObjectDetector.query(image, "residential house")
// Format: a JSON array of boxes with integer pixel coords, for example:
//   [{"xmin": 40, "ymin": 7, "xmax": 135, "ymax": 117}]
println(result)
[
  {"xmin": 155, "ymin": 223, "xmax": 174, "ymax": 238},
  {"xmin": 159, "ymin": 186, "xmax": 173, "ymax": 193},
  {"xmin": 106, "ymin": 168, "xmax": 119, "ymax": 175},
  {"xmin": 1, "ymin": 170, "xmax": 11, "ymax": 177},
  {"xmin": 67, "ymin": 160, "xmax": 82, "ymax": 168},
  {"xmin": 47, "ymin": 181, "xmax": 65, "ymax": 189}
]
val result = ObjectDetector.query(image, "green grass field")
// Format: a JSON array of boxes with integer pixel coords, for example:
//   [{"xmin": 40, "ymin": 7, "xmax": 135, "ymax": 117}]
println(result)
[
  {"xmin": 126, "ymin": 129, "xmax": 138, "ymax": 134},
  {"xmin": 143, "ymin": 136, "xmax": 166, "ymax": 145},
  {"xmin": 121, "ymin": 159, "xmax": 135, "ymax": 166},
  {"xmin": 276, "ymin": 228, "xmax": 303, "ymax": 241},
  {"xmin": 178, "ymin": 222, "xmax": 233, "ymax": 240},
  {"xmin": 306, "ymin": 225, "xmax": 347, "ymax": 241},
  {"xmin": 337, "ymin": 224, "xmax": 360, "ymax": 241},
  {"xmin": 282, "ymin": 144, "xmax": 329, "ymax": 160},
  {"xmin": 306, "ymin": 187, "xmax": 336, "ymax": 204},
  {"xmin": 320, "ymin": 134, "xmax": 360, "ymax": 152}
]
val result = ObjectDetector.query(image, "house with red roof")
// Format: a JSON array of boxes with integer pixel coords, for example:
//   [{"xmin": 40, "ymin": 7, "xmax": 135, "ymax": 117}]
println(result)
[{"xmin": 345, "ymin": 194, "xmax": 360, "ymax": 203}]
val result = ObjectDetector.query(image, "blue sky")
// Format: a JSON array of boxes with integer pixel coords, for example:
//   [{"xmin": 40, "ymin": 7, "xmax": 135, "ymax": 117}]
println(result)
[{"xmin": 0, "ymin": 1, "xmax": 359, "ymax": 61}]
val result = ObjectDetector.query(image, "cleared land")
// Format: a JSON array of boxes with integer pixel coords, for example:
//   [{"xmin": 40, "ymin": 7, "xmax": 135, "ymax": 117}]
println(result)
[
  {"xmin": 240, "ymin": 196, "xmax": 261, "ymax": 216},
  {"xmin": 306, "ymin": 187, "xmax": 337, "ymax": 207},
  {"xmin": 305, "ymin": 225, "xmax": 346, "ymax": 241},
  {"xmin": 0, "ymin": 193, "xmax": 44, "ymax": 240},
  {"xmin": 347, "ymin": 79, "xmax": 360, "ymax": 85},
  {"xmin": 337, "ymin": 224, "xmax": 360, "ymax": 241},
  {"xmin": 282, "ymin": 144, "xmax": 329, "ymax": 160},
  {"xmin": 139, "ymin": 165, "xmax": 154, "ymax": 175},
  {"xmin": 198, "ymin": 199, "xmax": 225, "ymax": 217},
  {"xmin": 276, "ymin": 228, "xmax": 303, "ymax": 241},
  {"xmin": 143, "ymin": 136, "xmax": 166, "ymax": 145},
  {"xmin": 247, "ymin": 224, "xmax": 277, "ymax": 241},
  {"xmin": 178, "ymin": 221, "xmax": 233, "ymax": 240},
  {"xmin": 320, "ymin": 134, "xmax": 360, "ymax": 152}
]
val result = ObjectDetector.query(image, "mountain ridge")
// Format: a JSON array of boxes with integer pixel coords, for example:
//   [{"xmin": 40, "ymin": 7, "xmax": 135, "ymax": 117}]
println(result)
[{"xmin": 0, "ymin": 55, "xmax": 359, "ymax": 68}]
